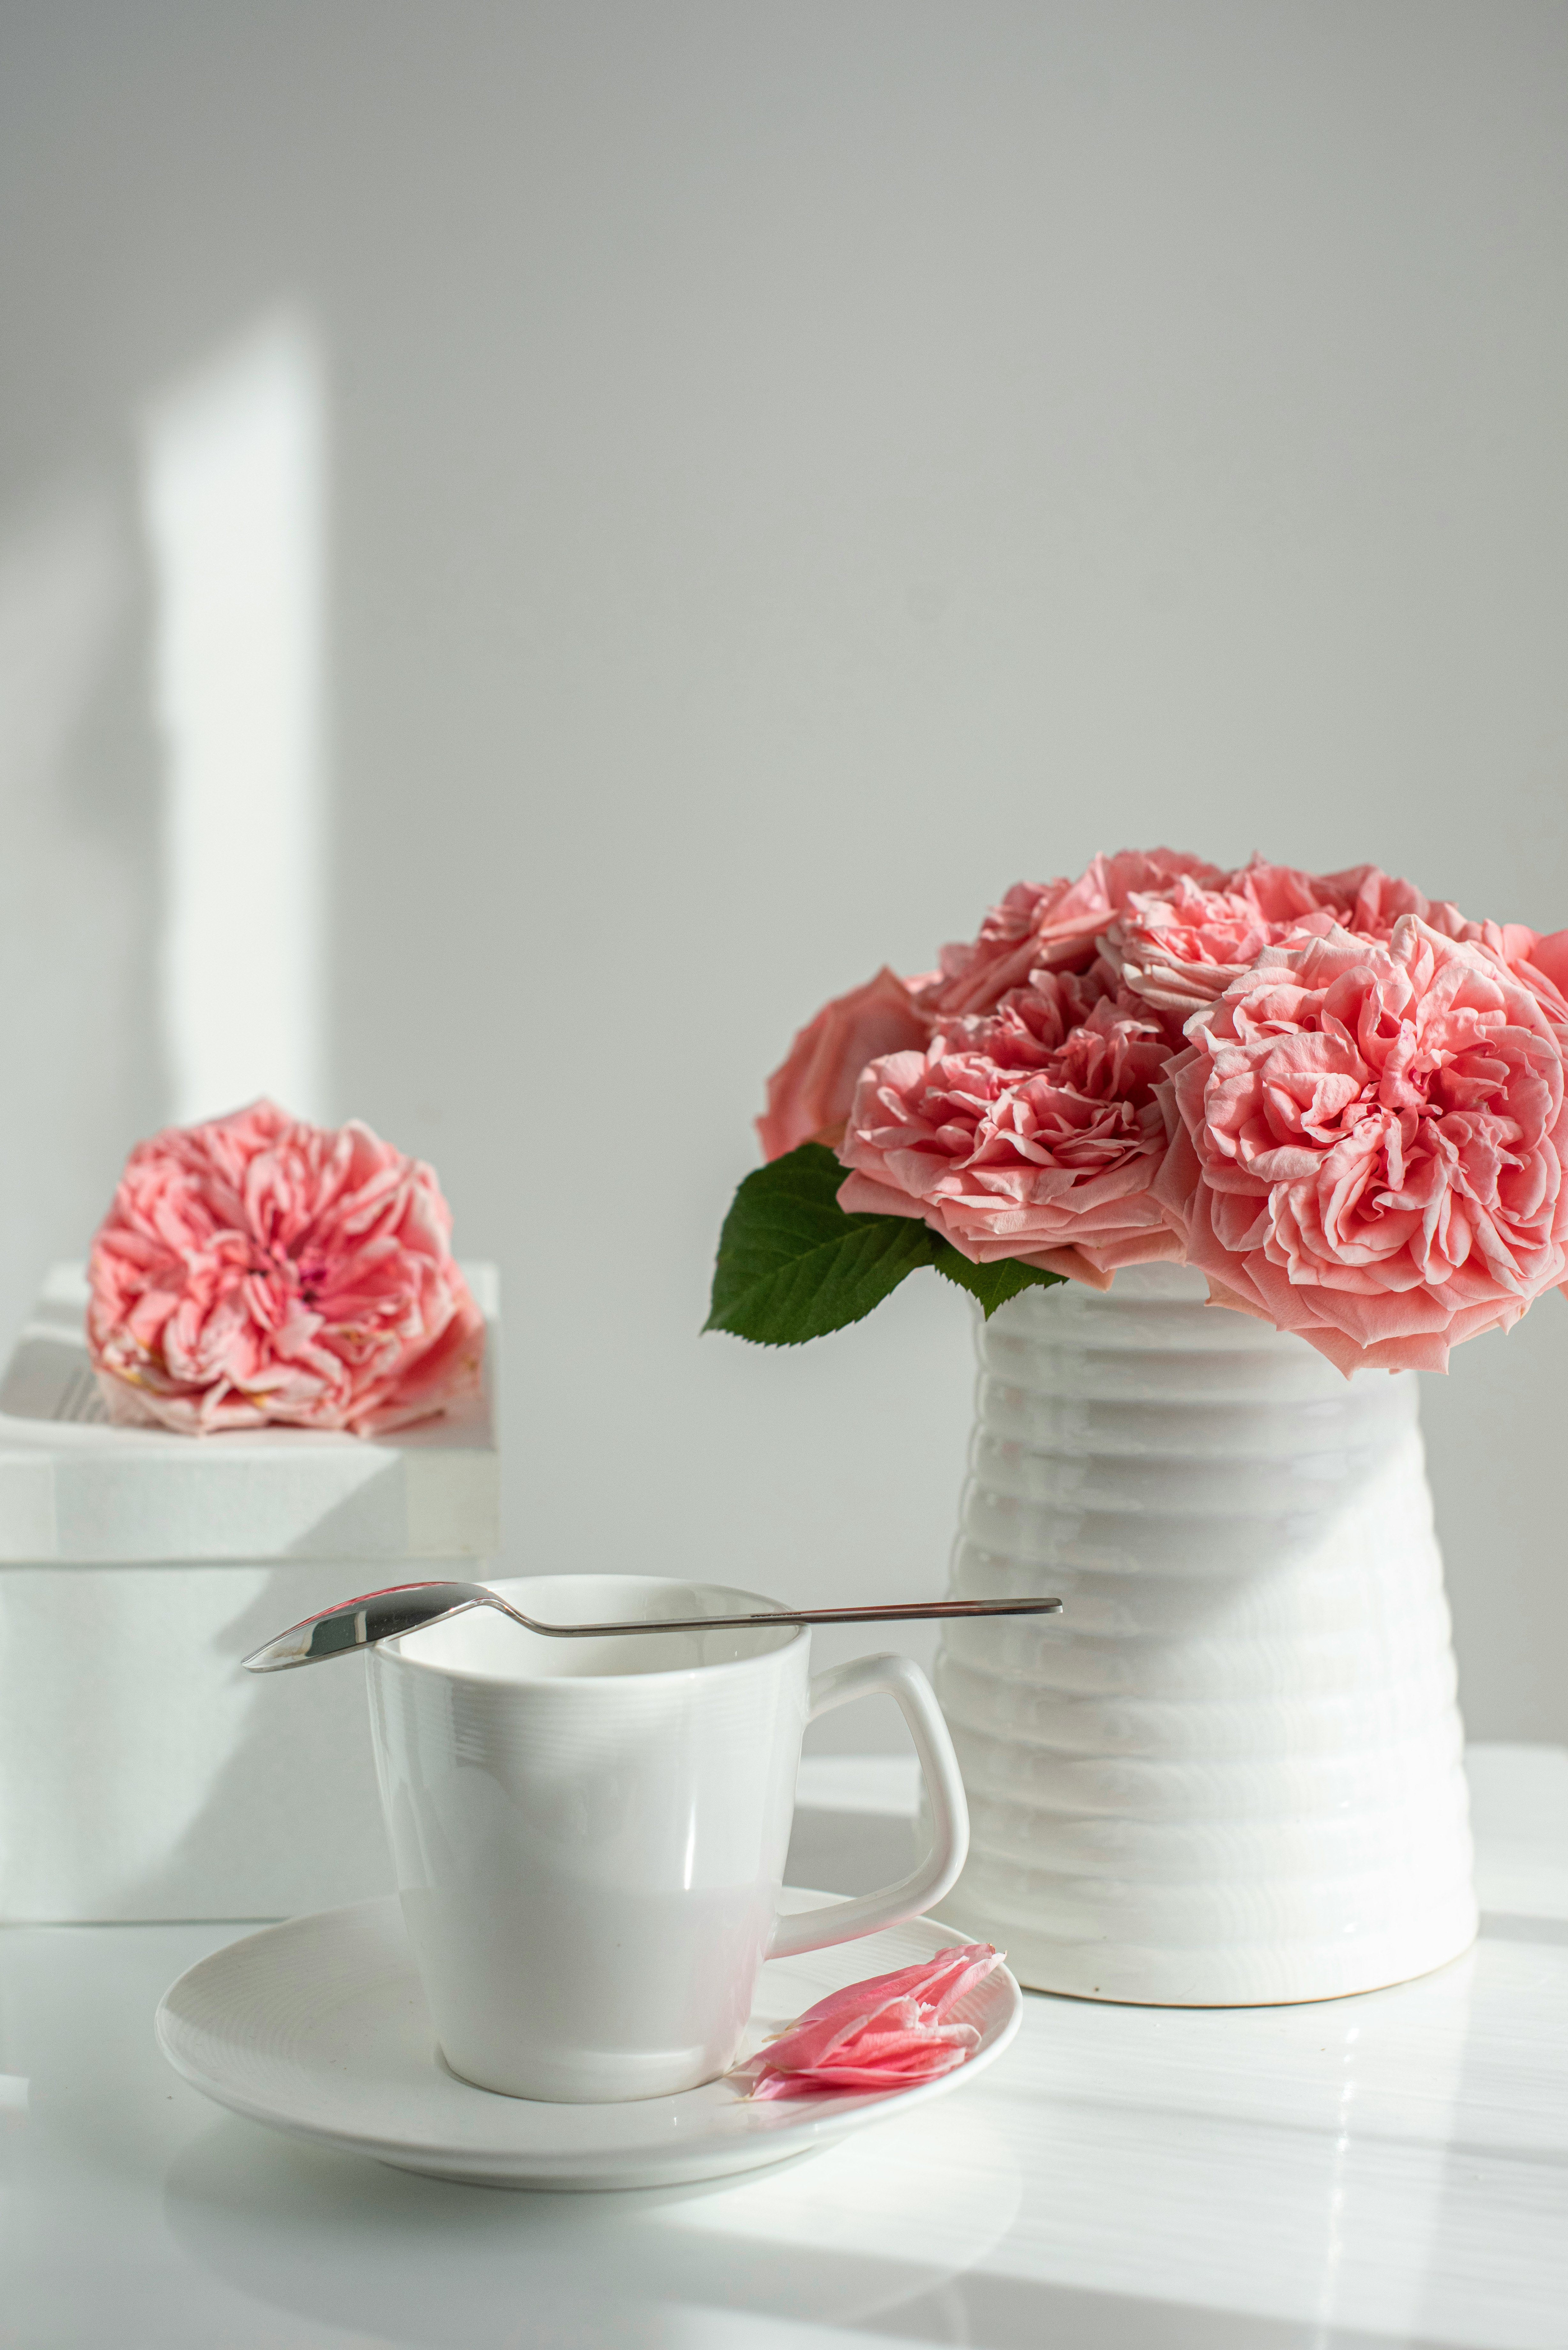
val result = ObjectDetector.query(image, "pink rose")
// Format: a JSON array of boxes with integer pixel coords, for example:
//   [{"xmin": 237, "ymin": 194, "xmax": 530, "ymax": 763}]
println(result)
[
  {"xmin": 1526, "ymin": 927, "xmax": 1568, "ymax": 1002},
  {"xmin": 1463, "ymin": 935, "xmax": 1568, "ymax": 1305},
  {"xmin": 757, "ymin": 967, "xmax": 930, "ymax": 1161},
  {"xmin": 1100, "ymin": 863, "xmax": 1324, "ymax": 1025},
  {"xmin": 916, "ymin": 848, "xmax": 1223, "ymax": 1020},
  {"xmin": 1458, "ymin": 921, "xmax": 1568, "ymax": 1038},
  {"xmin": 1316, "ymin": 862, "xmax": 1469, "ymax": 942},
  {"xmin": 87, "ymin": 1100, "xmax": 485, "ymax": 1435},
  {"xmin": 1153, "ymin": 920, "xmax": 1568, "ymax": 1374},
  {"xmin": 758, "ymin": 854, "xmax": 1223, "ymax": 1165},
  {"xmin": 1102, "ymin": 859, "xmax": 1474, "ymax": 1029},
  {"xmin": 837, "ymin": 968, "xmax": 1184, "ymax": 1284}
]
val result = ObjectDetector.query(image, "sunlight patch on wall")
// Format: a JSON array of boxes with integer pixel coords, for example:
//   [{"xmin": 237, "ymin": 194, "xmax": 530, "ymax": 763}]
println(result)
[
  {"xmin": 141, "ymin": 313, "xmax": 328, "ymax": 1127},
  {"xmin": 0, "ymin": 493, "xmax": 139, "ymax": 1346}
]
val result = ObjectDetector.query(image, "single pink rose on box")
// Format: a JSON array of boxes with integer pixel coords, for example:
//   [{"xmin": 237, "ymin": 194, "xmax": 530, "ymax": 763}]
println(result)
[
  {"xmin": 87, "ymin": 1100, "xmax": 485, "ymax": 1435},
  {"xmin": 1153, "ymin": 918, "xmax": 1568, "ymax": 1374}
]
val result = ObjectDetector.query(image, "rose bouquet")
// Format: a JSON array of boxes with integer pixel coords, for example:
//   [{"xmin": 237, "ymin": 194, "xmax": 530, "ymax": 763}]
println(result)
[{"xmin": 708, "ymin": 852, "xmax": 1568, "ymax": 1375}]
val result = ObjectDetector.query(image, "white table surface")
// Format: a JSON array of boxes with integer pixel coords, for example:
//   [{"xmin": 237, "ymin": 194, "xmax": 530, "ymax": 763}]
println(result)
[{"xmin": 3, "ymin": 1743, "xmax": 1565, "ymax": 2350}]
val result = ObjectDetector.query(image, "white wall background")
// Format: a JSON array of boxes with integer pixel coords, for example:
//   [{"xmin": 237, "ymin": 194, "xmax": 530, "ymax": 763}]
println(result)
[{"xmin": 0, "ymin": 1, "xmax": 1564, "ymax": 1747}]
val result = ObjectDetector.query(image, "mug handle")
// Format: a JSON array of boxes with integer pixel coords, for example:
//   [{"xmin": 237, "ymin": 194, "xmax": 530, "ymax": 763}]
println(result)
[{"xmin": 765, "ymin": 1653, "xmax": 970, "ymax": 1962}]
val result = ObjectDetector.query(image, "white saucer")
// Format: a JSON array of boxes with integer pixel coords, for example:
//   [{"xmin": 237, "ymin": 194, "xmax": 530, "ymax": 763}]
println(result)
[{"xmin": 155, "ymin": 1890, "xmax": 1023, "ymax": 2191}]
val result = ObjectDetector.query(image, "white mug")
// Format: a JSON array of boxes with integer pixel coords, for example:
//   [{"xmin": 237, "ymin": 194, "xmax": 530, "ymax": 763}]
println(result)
[{"xmin": 366, "ymin": 1573, "xmax": 970, "ymax": 2102}]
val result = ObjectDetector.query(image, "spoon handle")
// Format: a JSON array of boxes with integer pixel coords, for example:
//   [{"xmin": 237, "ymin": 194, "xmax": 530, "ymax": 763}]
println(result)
[{"xmin": 243, "ymin": 1584, "xmax": 1062, "ymax": 1673}]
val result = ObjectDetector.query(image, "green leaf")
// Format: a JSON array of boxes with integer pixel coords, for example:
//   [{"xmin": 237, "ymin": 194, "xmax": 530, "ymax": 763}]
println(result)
[
  {"xmin": 930, "ymin": 1240, "xmax": 1067, "ymax": 1319},
  {"xmin": 704, "ymin": 1143, "xmax": 939, "ymax": 1345},
  {"xmin": 705, "ymin": 1141, "xmax": 1073, "ymax": 1343}
]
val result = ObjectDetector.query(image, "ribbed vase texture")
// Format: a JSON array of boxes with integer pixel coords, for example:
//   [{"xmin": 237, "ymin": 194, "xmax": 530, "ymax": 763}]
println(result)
[{"xmin": 933, "ymin": 1262, "xmax": 1478, "ymax": 2004}]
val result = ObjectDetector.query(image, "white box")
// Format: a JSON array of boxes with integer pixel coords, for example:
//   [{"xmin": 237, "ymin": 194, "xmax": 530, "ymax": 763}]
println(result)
[{"xmin": 0, "ymin": 1262, "xmax": 499, "ymax": 1922}]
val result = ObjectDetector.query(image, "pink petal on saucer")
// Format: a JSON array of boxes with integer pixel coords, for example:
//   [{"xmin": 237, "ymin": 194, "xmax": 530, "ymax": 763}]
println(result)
[{"xmin": 743, "ymin": 1943, "xmax": 1003, "ymax": 2100}]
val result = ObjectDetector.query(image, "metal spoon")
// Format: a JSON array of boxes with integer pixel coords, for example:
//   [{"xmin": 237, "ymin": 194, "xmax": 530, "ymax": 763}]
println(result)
[{"xmin": 242, "ymin": 1579, "xmax": 1063, "ymax": 1673}]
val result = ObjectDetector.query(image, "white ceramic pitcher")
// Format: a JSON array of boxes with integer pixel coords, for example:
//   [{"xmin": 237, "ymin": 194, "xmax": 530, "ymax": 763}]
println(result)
[{"xmin": 933, "ymin": 1262, "xmax": 1477, "ymax": 2004}]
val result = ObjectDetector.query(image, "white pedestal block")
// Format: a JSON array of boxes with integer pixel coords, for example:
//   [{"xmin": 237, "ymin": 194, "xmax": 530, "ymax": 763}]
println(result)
[{"xmin": 0, "ymin": 1263, "xmax": 499, "ymax": 1922}]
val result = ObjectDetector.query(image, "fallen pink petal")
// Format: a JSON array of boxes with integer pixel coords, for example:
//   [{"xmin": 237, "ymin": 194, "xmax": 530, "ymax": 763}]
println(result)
[{"xmin": 743, "ymin": 1944, "xmax": 1004, "ymax": 2100}]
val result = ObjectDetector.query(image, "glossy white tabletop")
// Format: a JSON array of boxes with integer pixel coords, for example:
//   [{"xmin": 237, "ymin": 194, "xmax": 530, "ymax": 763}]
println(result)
[{"xmin": 3, "ymin": 1744, "xmax": 1565, "ymax": 2349}]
